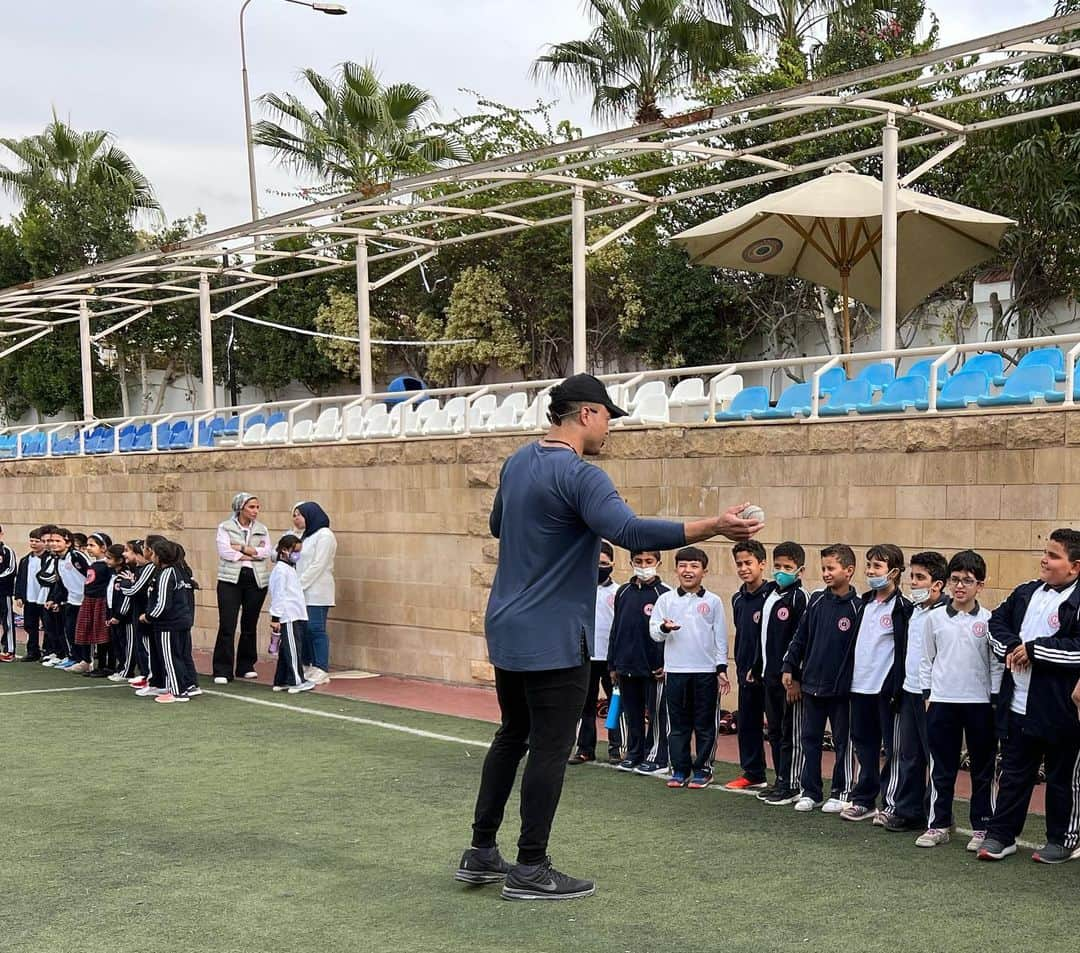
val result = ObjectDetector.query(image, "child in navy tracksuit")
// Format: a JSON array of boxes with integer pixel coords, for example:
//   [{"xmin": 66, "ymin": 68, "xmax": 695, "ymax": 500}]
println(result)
[
  {"xmin": 122, "ymin": 537, "xmax": 161, "ymax": 694},
  {"xmin": 56, "ymin": 529, "xmax": 91, "ymax": 670},
  {"xmin": 917, "ymin": 550, "xmax": 1001, "ymax": 851},
  {"xmin": 727, "ymin": 540, "xmax": 771, "ymax": 792},
  {"xmin": 37, "ymin": 529, "xmax": 72, "ymax": 665},
  {"xmin": 104, "ymin": 544, "xmax": 136, "ymax": 682},
  {"xmin": 884, "ymin": 550, "xmax": 948, "ymax": 832},
  {"xmin": 143, "ymin": 538, "xmax": 199, "ymax": 704},
  {"xmin": 980, "ymin": 528, "xmax": 1080, "ymax": 864},
  {"xmin": 651, "ymin": 547, "xmax": 729, "ymax": 789},
  {"xmin": 843, "ymin": 544, "xmax": 913, "ymax": 823},
  {"xmin": 782, "ymin": 544, "xmax": 861, "ymax": 813},
  {"xmin": 756, "ymin": 542, "xmax": 809, "ymax": 805},
  {"xmin": 14, "ymin": 528, "xmax": 46, "ymax": 662},
  {"xmin": 0, "ymin": 526, "xmax": 17, "ymax": 661},
  {"xmin": 608, "ymin": 549, "xmax": 670, "ymax": 775}
]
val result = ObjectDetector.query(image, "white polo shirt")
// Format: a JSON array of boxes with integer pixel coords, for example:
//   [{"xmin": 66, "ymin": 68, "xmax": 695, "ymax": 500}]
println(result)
[
  {"xmin": 648, "ymin": 587, "xmax": 727, "ymax": 674},
  {"xmin": 593, "ymin": 581, "xmax": 616, "ymax": 662},
  {"xmin": 850, "ymin": 595, "xmax": 895, "ymax": 694}
]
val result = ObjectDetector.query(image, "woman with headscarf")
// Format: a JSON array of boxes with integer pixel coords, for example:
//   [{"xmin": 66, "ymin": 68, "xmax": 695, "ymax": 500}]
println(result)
[
  {"xmin": 291, "ymin": 501, "xmax": 337, "ymax": 685},
  {"xmin": 212, "ymin": 492, "xmax": 271, "ymax": 684}
]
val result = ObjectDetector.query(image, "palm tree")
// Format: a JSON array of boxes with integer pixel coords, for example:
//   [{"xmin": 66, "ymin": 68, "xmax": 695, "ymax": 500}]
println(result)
[
  {"xmin": 0, "ymin": 113, "xmax": 160, "ymax": 217},
  {"xmin": 531, "ymin": 0, "xmax": 759, "ymax": 124},
  {"xmin": 253, "ymin": 61, "xmax": 465, "ymax": 194}
]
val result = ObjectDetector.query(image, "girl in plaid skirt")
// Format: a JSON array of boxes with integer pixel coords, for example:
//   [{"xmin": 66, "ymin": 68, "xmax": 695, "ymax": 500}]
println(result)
[{"xmin": 75, "ymin": 532, "xmax": 114, "ymax": 677}]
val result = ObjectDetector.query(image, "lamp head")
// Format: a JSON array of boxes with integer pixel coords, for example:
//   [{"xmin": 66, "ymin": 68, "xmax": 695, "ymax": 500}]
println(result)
[{"xmin": 313, "ymin": 2, "xmax": 347, "ymax": 12}]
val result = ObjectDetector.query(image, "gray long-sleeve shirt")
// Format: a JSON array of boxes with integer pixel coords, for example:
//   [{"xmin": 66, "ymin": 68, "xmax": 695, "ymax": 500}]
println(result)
[{"xmin": 484, "ymin": 443, "xmax": 687, "ymax": 672}]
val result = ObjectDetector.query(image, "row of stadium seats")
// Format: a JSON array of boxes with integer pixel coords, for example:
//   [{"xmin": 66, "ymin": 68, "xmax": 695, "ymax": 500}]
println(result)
[{"xmin": 0, "ymin": 347, "xmax": 1073, "ymax": 458}]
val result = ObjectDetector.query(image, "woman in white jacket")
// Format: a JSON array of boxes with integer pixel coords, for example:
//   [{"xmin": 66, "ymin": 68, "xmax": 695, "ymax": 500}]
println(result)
[{"xmin": 292, "ymin": 501, "xmax": 337, "ymax": 684}]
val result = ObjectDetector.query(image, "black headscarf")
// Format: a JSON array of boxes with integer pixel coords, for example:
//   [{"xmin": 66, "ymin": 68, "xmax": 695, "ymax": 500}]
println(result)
[{"xmin": 293, "ymin": 501, "xmax": 331, "ymax": 540}]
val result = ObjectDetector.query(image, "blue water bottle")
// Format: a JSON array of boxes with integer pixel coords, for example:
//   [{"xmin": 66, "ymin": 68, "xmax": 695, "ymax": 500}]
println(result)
[{"xmin": 605, "ymin": 686, "xmax": 621, "ymax": 731}]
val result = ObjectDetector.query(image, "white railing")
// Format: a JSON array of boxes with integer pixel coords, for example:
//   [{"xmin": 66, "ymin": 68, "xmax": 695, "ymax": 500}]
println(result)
[{"xmin": 3, "ymin": 332, "xmax": 1079, "ymax": 460}]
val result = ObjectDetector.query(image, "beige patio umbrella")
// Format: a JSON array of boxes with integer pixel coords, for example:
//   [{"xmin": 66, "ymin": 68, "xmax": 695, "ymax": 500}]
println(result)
[{"xmin": 671, "ymin": 163, "xmax": 1015, "ymax": 353}]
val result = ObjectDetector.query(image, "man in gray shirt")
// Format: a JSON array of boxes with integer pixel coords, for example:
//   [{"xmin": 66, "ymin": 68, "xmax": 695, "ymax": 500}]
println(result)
[{"xmin": 454, "ymin": 373, "xmax": 763, "ymax": 900}]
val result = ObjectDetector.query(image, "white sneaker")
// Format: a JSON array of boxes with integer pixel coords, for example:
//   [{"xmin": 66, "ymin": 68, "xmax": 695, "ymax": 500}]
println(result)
[
  {"xmin": 794, "ymin": 797, "xmax": 822, "ymax": 812},
  {"xmin": 186, "ymin": 687, "xmax": 203, "ymax": 697},
  {"xmin": 303, "ymin": 666, "xmax": 316, "ymax": 680},
  {"xmin": 821, "ymin": 798, "xmax": 848, "ymax": 814},
  {"xmin": 272, "ymin": 685, "xmax": 288, "ymax": 692},
  {"xmin": 288, "ymin": 680, "xmax": 316, "ymax": 694},
  {"xmin": 242, "ymin": 671, "xmax": 258, "ymax": 679},
  {"xmin": 213, "ymin": 676, "xmax": 229, "ymax": 685},
  {"xmin": 107, "ymin": 673, "xmax": 127, "ymax": 682},
  {"xmin": 308, "ymin": 668, "xmax": 331, "ymax": 685},
  {"xmin": 916, "ymin": 828, "xmax": 951, "ymax": 848},
  {"xmin": 966, "ymin": 830, "xmax": 987, "ymax": 852},
  {"xmin": 135, "ymin": 686, "xmax": 163, "ymax": 697}
]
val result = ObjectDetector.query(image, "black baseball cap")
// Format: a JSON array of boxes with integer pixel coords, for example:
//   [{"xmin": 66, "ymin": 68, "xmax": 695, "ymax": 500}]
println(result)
[{"xmin": 550, "ymin": 373, "xmax": 627, "ymax": 419}]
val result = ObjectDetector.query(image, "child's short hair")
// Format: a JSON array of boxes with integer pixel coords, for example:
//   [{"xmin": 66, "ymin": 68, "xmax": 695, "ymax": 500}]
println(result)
[
  {"xmin": 732, "ymin": 540, "xmax": 767, "ymax": 562},
  {"xmin": 866, "ymin": 543, "xmax": 905, "ymax": 573},
  {"xmin": 630, "ymin": 549, "xmax": 661, "ymax": 561},
  {"xmin": 150, "ymin": 538, "xmax": 182, "ymax": 566},
  {"xmin": 276, "ymin": 533, "xmax": 301, "ymax": 556},
  {"xmin": 56, "ymin": 528, "xmax": 73, "ymax": 545},
  {"xmin": 28, "ymin": 527, "xmax": 43, "ymax": 540},
  {"xmin": 821, "ymin": 544, "xmax": 856, "ymax": 569},
  {"xmin": 599, "ymin": 540, "xmax": 614, "ymax": 560},
  {"xmin": 1050, "ymin": 528, "xmax": 1080, "ymax": 563},
  {"xmin": 947, "ymin": 549, "xmax": 987, "ymax": 582},
  {"xmin": 675, "ymin": 546, "xmax": 709, "ymax": 568},
  {"xmin": 38, "ymin": 524, "xmax": 58, "ymax": 537},
  {"xmin": 773, "ymin": 541, "xmax": 805, "ymax": 566},
  {"xmin": 909, "ymin": 551, "xmax": 948, "ymax": 584},
  {"xmin": 72, "ymin": 532, "xmax": 88, "ymax": 548},
  {"xmin": 105, "ymin": 544, "xmax": 126, "ymax": 563}
]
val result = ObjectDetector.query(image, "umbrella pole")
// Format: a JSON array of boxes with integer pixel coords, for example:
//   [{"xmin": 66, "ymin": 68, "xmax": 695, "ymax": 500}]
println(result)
[{"xmin": 841, "ymin": 271, "xmax": 852, "ymax": 373}]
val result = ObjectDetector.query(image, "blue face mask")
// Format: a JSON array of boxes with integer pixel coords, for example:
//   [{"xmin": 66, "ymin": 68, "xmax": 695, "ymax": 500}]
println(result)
[
  {"xmin": 288, "ymin": 551, "xmax": 301, "ymax": 565},
  {"xmin": 867, "ymin": 573, "xmax": 893, "ymax": 590},
  {"xmin": 774, "ymin": 569, "xmax": 800, "ymax": 588}
]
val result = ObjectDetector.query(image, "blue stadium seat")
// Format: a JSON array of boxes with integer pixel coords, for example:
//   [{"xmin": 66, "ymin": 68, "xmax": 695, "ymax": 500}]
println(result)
[
  {"xmin": 243, "ymin": 414, "xmax": 265, "ymax": 432},
  {"xmin": 906, "ymin": 358, "xmax": 949, "ymax": 389},
  {"xmin": 977, "ymin": 364, "xmax": 1059, "ymax": 407},
  {"xmin": 169, "ymin": 420, "xmax": 194, "ymax": 450},
  {"xmin": 222, "ymin": 415, "xmax": 240, "ymax": 436},
  {"xmin": 119, "ymin": 424, "xmax": 139, "ymax": 452},
  {"xmin": 961, "ymin": 352, "xmax": 1005, "ymax": 382},
  {"xmin": 21, "ymin": 431, "xmax": 45, "ymax": 457},
  {"xmin": 155, "ymin": 422, "xmax": 173, "ymax": 450},
  {"xmin": 817, "ymin": 367, "xmax": 846, "ymax": 394},
  {"xmin": 993, "ymin": 347, "xmax": 1065, "ymax": 386},
  {"xmin": 51, "ymin": 434, "xmax": 78, "ymax": 456},
  {"xmin": 936, "ymin": 371, "xmax": 990, "ymax": 409},
  {"xmin": 132, "ymin": 424, "xmax": 153, "ymax": 452},
  {"xmin": 714, "ymin": 386, "xmax": 769, "ymax": 421},
  {"xmin": 819, "ymin": 378, "xmax": 873, "ymax": 416},
  {"xmin": 854, "ymin": 363, "xmax": 895, "ymax": 394},
  {"xmin": 0, "ymin": 435, "xmax": 16, "ymax": 459},
  {"xmin": 198, "ymin": 417, "xmax": 225, "ymax": 448},
  {"xmin": 751, "ymin": 382, "xmax": 815, "ymax": 420},
  {"xmin": 265, "ymin": 412, "xmax": 287, "ymax": 429},
  {"xmin": 86, "ymin": 426, "xmax": 115, "ymax": 454},
  {"xmin": 856, "ymin": 375, "xmax": 928, "ymax": 414}
]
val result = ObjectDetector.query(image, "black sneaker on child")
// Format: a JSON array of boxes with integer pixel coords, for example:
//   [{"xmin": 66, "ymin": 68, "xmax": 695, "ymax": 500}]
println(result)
[
  {"xmin": 883, "ymin": 813, "xmax": 924, "ymax": 833},
  {"xmin": 454, "ymin": 846, "xmax": 512, "ymax": 885},
  {"xmin": 501, "ymin": 857, "xmax": 595, "ymax": 901},
  {"xmin": 762, "ymin": 787, "xmax": 800, "ymax": 806}
]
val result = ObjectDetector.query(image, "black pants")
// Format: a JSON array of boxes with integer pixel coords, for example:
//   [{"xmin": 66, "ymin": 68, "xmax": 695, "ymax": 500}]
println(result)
[
  {"xmin": 850, "ymin": 691, "xmax": 896, "ymax": 809},
  {"xmin": 0, "ymin": 595, "xmax": 13, "ymax": 654},
  {"xmin": 471, "ymin": 662, "xmax": 590, "ymax": 865},
  {"xmin": 212, "ymin": 569, "xmax": 266, "ymax": 679},
  {"xmin": 736, "ymin": 677, "xmax": 767, "ymax": 783},
  {"xmin": 763, "ymin": 678, "xmax": 795, "ymax": 790},
  {"xmin": 147, "ymin": 630, "xmax": 166, "ymax": 689},
  {"xmin": 926, "ymin": 701, "xmax": 996, "ymax": 830},
  {"xmin": 666, "ymin": 672, "xmax": 719, "ymax": 775},
  {"xmin": 575, "ymin": 660, "xmax": 622, "ymax": 759},
  {"xmin": 619, "ymin": 673, "xmax": 669, "ymax": 767},
  {"xmin": 889, "ymin": 691, "xmax": 929, "ymax": 823},
  {"xmin": 274, "ymin": 621, "xmax": 307, "ymax": 688},
  {"xmin": 159, "ymin": 628, "xmax": 198, "ymax": 697},
  {"xmin": 798, "ymin": 693, "xmax": 853, "ymax": 802},
  {"xmin": 987, "ymin": 716, "xmax": 1080, "ymax": 849},
  {"xmin": 42, "ymin": 606, "xmax": 65, "ymax": 657},
  {"xmin": 21, "ymin": 602, "xmax": 43, "ymax": 657},
  {"xmin": 64, "ymin": 604, "xmax": 91, "ymax": 663}
]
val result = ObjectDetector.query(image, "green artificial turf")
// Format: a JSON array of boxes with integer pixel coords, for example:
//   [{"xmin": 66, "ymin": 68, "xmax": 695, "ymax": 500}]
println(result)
[{"xmin": 1, "ymin": 663, "xmax": 1071, "ymax": 953}]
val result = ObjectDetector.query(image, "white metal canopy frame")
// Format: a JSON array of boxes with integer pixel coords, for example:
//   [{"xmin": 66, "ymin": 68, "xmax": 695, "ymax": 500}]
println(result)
[{"xmin": 4, "ymin": 13, "xmax": 1080, "ymax": 422}]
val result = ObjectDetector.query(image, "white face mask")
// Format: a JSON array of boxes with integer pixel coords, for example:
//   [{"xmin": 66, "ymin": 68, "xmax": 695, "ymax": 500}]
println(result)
[
  {"xmin": 909, "ymin": 587, "xmax": 931, "ymax": 605},
  {"xmin": 633, "ymin": 565, "xmax": 658, "ymax": 581}
]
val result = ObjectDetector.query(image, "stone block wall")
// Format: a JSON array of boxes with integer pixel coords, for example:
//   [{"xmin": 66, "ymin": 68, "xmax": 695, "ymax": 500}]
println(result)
[{"xmin": 0, "ymin": 406, "xmax": 1077, "ymax": 686}]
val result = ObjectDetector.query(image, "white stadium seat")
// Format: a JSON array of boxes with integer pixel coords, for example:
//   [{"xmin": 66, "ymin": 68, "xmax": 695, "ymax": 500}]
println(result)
[
  {"xmin": 623, "ymin": 392, "xmax": 670, "ymax": 425},
  {"xmin": 468, "ymin": 394, "xmax": 498, "ymax": 431},
  {"xmin": 405, "ymin": 398, "xmax": 441, "ymax": 436},
  {"xmin": 491, "ymin": 393, "xmax": 529, "ymax": 431},
  {"xmin": 443, "ymin": 396, "xmax": 468, "ymax": 432},
  {"xmin": 344, "ymin": 406, "xmax": 368, "ymax": 439},
  {"xmin": 669, "ymin": 374, "xmax": 744, "ymax": 422},
  {"xmin": 422, "ymin": 408, "xmax": 453, "ymax": 435},
  {"xmin": 310, "ymin": 407, "xmax": 341, "ymax": 441},
  {"xmin": 263, "ymin": 421, "xmax": 289, "ymax": 445},
  {"xmin": 291, "ymin": 419, "xmax": 315, "ymax": 442},
  {"xmin": 628, "ymin": 380, "xmax": 666, "ymax": 410},
  {"xmin": 241, "ymin": 423, "xmax": 266, "ymax": 446},
  {"xmin": 518, "ymin": 393, "xmax": 551, "ymax": 431}
]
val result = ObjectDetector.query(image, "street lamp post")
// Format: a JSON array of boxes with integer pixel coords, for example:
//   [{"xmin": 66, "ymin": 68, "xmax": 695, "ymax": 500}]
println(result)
[{"xmin": 239, "ymin": 0, "xmax": 347, "ymax": 223}]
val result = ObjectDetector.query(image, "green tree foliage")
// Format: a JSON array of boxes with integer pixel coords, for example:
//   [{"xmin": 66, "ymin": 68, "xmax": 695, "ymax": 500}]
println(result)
[
  {"xmin": 253, "ymin": 61, "xmax": 465, "ymax": 196},
  {"xmin": 532, "ymin": 0, "xmax": 757, "ymax": 123}
]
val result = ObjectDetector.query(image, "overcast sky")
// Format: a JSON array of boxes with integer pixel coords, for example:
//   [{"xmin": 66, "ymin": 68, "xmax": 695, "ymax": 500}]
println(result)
[{"xmin": 0, "ymin": 0, "xmax": 1055, "ymax": 232}]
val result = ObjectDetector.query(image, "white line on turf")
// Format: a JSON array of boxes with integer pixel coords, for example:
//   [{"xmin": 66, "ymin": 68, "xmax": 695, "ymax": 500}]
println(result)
[
  {"xmin": 0, "ymin": 684, "xmax": 128, "ymax": 697},
  {"xmin": 205, "ymin": 689, "xmax": 1041, "ymax": 850}
]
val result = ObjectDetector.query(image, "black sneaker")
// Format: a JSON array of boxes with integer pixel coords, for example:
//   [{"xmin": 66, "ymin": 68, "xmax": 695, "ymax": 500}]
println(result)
[
  {"xmin": 501, "ymin": 857, "xmax": 596, "ymax": 901},
  {"xmin": 19, "ymin": 654, "xmax": 42, "ymax": 663},
  {"xmin": 454, "ymin": 846, "xmax": 512, "ymax": 885},
  {"xmin": 883, "ymin": 814, "xmax": 924, "ymax": 833},
  {"xmin": 762, "ymin": 787, "xmax": 800, "ymax": 806},
  {"xmin": 756, "ymin": 785, "xmax": 778, "ymax": 801}
]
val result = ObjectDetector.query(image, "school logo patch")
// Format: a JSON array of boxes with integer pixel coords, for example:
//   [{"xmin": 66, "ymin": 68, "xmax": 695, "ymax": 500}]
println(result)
[
  {"xmin": 1049, "ymin": 612, "xmax": 1060, "ymax": 632},
  {"xmin": 697, "ymin": 603, "xmax": 711, "ymax": 617},
  {"xmin": 838, "ymin": 617, "xmax": 852, "ymax": 632},
  {"xmin": 972, "ymin": 621, "xmax": 988, "ymax": 638},
  {"xmin": 777, "ymin": 607, "xmax": 790, "ymax": 621},
  {"xmin": 606, "ymin": 594, "xmax": 615, "ymax": 609},
  {"xmin": 85, "ymin": 568, "xmax": 96, "ymax": 585},
  {"xmin": 644, "ymin": 604, "xmax": 654, "ymax": 617},
  {"xmin": 880, "ymin": 615, "xmax": 893, "ymax": 630},
  {"xmin": 753, "ymin": 611, "xmax": 762, "ymax": 623}
]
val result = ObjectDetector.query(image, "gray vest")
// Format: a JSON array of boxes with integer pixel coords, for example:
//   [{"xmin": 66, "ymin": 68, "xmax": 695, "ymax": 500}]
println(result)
[{"xmin": 217, "ymin": 518, "xmax": 271, "ymax": 588}]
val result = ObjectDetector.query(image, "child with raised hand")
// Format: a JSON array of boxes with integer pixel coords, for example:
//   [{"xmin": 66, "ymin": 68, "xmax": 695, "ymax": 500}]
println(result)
[
  {"xmin": 650, "ymin": 547, "xmax": 730, "ymax": 789},
  {"xmin": 269, "ymin": 534, "xmax": 316, "ymax": 694},
  {"xmin": 916, "ymin": 550, "xmax": 1000, "ymax": 851},
  {"xmin": 77, "ymin": 532, "xmax": 114, "ymax": 678},
  {"xmin": 782, "ymin": 544, "xmax": 861, "ymax": 814},
  {"xmin": 980, "ymin": 529, "xmax": 1080, "ymax": 864}
]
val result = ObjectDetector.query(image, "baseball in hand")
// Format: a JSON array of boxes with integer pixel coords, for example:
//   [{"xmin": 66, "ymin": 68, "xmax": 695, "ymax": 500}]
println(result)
[{"xmin": 739, "ymin": 504, "xmax": 765, "ymax": 523}]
